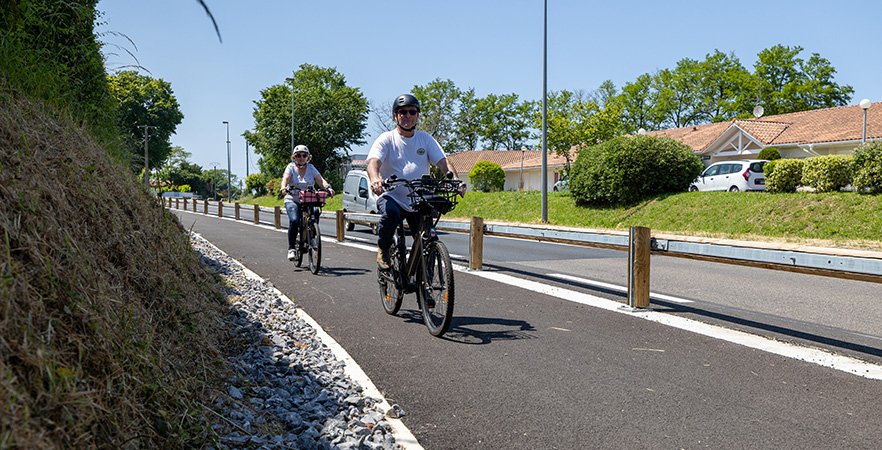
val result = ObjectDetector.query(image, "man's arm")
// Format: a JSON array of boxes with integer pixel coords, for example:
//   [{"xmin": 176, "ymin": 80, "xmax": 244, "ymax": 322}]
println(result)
[
  {"xmin": 366, "ymin": 157, "xmax": 384, "ymax": 195},
  {"xmin": 435, "ymin": 158, "xmax": 459, "ymax": 178}
]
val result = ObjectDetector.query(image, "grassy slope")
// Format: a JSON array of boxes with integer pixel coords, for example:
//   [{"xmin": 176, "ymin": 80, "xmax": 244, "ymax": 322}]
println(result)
[
  {"xmin": 250, "ymin": 189, "xmax": 882, "ymax": 250},
  {"xmin": 1, "ymin": 93, "xmax": 232, "ymax": 447}
]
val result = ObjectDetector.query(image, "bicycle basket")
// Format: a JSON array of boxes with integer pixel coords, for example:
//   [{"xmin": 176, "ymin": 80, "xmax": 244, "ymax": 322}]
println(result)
[
  {"xmin": 299, "ymin": 190, "xmax": 327, "ymax": 206},
  {"xmin": 424, "ymin": 189, "xmax": 458, "ymax": 214}
]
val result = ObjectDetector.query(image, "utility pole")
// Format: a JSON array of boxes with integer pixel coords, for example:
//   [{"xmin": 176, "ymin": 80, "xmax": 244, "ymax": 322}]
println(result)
[
  {"xmin": 223, "ymin": 121, "xmax": 231, "ymax": 200},
  {"xmin": 286, "ymin": 71, "xmax": 296, "ymax": 154},
  {"xmin": 245, "ymin": 140, "xmax": 250, "ymax": 179},
  {"xmin": 138, "ymin": 125, "xmax": 155, "ymax": 190}
]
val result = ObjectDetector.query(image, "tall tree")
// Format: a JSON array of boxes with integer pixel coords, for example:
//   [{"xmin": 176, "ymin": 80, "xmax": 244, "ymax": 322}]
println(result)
[
  {"xmin": 246, "ymin": 63, "xmax": 368, "ymax": 178},
  {"xmin": 476, "ymin": 93, "xmax": 534, "ymax": 150},
  {"xmin": 618, "ymin": 73, "xmax": 665, "ymax": 133},
  {"xmin": 753, "ymin": 44, "xmax": 853, "ymax": 115},
  {"xmin": 697, "ymin": 50, "xmax": 754, "ymax": 122},
  {"xmin": 107, "ymin": 70, "xmax": 184, "ymax": 172},
  {"xmin": 411, "ymin": 78, "xmax": 461, "ymax": 149},
  {"xmin": 449, "ymin": 88, "xmax": 481, "ymax": 152},
  {"xmin": 653, "ymin": 58, "xmax": 705, "ymax": 128}
]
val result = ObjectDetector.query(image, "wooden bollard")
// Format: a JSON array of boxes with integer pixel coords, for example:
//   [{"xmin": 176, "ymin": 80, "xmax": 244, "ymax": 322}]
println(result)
[
  {"xmin": 336, "ymin": 210, "xmax": 345, "ymax": 241},
  {"xmin": 175, "ymin": 198, "xmax": 180, "ymax": 209},
  {"xmin": 218, "ymin": 201, "xmax": 223, "ymax": 218},
  {"xmin": 192, "ymin": 198, "xmax": 197, "ymax": 212},
  {"xmin": 235, "ymin": 202, "xmax": 240, "ymax": 220},
  {"xmin": 183, "ymin": 198, "xmax": 188, "ymax": 209},
  {"xmin": 627, "ymin": 226, "xmax": 651, "ymax": 308},
  {"xmin": 274, "ymin": 206, "xmax": 281, "ymax": 229},
  {"xmin": 469, "ymin": 216, "xmax": 484, "ymax": 270},
  {"xmin": 253, "ymin": 204, "xmax": 260, "ymax": 224},
  {"xmin": 203, "ymin": 199, "xmax": 208, "ymax": 214}
]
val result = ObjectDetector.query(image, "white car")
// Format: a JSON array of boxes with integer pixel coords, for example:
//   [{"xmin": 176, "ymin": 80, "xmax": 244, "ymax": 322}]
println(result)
[
  {"xmin": 690, "ymin": 160, "xmax": 768, "ymax": 192},
  {"xmin": 341, "ymin": 169, "xmax": 379, "ymax": 233},
  {"xmin": 553, "ymin": 179, "xmax": 569, "ymax": 192}
]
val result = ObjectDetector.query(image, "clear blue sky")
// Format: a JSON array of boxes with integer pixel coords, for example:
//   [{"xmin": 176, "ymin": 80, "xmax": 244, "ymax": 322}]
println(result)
[{"xmin": 97, "ymin": 0, "xmax": 882, "ymax": 182}]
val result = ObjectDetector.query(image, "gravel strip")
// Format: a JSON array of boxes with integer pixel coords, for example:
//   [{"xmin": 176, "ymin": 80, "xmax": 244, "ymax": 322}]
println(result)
[{"xmin": 191, "ymin": 233, "xmax": 403, "ymax": 449}]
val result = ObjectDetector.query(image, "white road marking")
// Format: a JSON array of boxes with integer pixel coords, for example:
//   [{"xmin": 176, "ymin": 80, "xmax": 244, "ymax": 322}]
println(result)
[
  {"xmin": 458, "ymin": 267, "xmax": 882, "ymax": 381},
  {"xmin": 548, "ymin": 273, "xmax": 694, "ymax": 303}
]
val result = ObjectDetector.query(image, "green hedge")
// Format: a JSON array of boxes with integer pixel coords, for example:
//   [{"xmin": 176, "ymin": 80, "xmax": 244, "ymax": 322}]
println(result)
[
  {"xmin": 853, "ymin": 142, "xmax": 882, "ymax": 194},
  {"xmin": 757, "ymin": 147, "xmax": 781, "ymax": 161},
  {"xmin": 469, "ymin": 161, "xmax": 505, "ymax": 192},
  {"xmin": 570, "ymin": 135, "xmax": 704, "ymax": 206},
  {"xmin": 801, "ymin": 155, "xmax": 853, "ymax": 192},
  {"xmin": 765, "ymin": 159, "xmax": 804, "ymax": 193}
]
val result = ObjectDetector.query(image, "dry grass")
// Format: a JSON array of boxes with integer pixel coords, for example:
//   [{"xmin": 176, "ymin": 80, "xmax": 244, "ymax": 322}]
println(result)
[{"xmin": 0, "ymin": 90, "xmax": 232, "ymax": 447}]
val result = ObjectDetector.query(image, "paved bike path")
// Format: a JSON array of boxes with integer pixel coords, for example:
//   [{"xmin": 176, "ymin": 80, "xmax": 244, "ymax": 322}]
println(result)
[{"xmin": 174, "ymin": 211, "xmax": 882, "ymax": 449}]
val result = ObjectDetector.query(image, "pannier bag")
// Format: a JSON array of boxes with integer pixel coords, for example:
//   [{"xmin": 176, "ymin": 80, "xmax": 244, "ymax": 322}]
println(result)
[{"xmin": 299, "ymin": 190, "xmax": 328, "ymax": 205}]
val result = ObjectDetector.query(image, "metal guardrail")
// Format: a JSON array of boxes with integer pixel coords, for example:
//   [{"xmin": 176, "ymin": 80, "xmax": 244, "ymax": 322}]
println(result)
[{"xmin": 167, "ymin": 199, "xmax": 882, "ymax": 284}]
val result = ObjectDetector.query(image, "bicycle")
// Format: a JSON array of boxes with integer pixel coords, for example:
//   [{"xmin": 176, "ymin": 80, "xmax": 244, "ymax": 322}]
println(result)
[
  {"xmin": 286, "ymin": 186, "xmax": 329, "ymax": 274},
  {"xmin": 377, "ymin": 175, "xmax": 464, "ymax": 337}
]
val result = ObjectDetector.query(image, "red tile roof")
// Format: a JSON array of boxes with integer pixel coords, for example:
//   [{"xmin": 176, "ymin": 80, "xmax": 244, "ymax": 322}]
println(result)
[
  {"xmin": 647, "ymin": 102, "xmax": 882, "ymax": 151},
  {"xmin": 446, "ymin": 149, "xmax": 573, "ymax": 175}
]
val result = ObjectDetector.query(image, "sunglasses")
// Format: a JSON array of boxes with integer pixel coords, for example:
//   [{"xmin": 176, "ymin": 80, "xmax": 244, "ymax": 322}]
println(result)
[
  {"xmin": 294, "ymin": 153, "xmax": 309, "ymax": 158},
  {"xmin": 397, "ymin": 109, "xmax": 419, "ymax": 116}
]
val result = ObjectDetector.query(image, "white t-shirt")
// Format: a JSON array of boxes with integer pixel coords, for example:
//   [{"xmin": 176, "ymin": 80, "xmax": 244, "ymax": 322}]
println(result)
[
  {"xmin": 366, "ymin": 130, "xmax": 446, "ymax": 211},
  {"xmin": 283, "ymin": 163, "xmax": 321, "ymax": 203}
]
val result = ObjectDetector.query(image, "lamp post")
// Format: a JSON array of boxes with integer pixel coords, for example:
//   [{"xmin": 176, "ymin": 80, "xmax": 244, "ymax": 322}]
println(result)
[
  {"xmin": 540, "ymin": 0, "xmax": 548, "ymax": 222},
  {"xmin": 210, "ymin": 162, "xmax": 219, "ymax": 200},
  {"xmin": 138, "ymin": 125, "xmax": 155, "ymax": 190},
  {"xmin": 223, "ymin": 121, "xmax": 231, "ymax": 200},
  {"xmin": 285, "ymin": 73, "xmax": 296, "ymax": 154},
  {"xmin": 245, "ymin": 140, "xmax": 250, "ymax": 179},
  {"xmin": 860, "ymin": 98, "xmax": 871, "ymax": 144},
  {"xmin": 519, "ymin": 145, "xmax": 527, "ymax": 191}
]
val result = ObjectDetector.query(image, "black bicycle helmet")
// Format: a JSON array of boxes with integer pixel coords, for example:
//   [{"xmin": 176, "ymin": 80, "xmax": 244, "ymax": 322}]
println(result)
[{"xmin": 392, "ymin": 93, "xmax": 420, "ymax": 113}]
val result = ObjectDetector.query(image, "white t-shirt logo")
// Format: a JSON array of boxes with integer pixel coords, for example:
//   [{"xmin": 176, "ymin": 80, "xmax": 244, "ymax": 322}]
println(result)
[{"xmin": 416, "ymin": 147, "xmax": 426, "ymax": 156}]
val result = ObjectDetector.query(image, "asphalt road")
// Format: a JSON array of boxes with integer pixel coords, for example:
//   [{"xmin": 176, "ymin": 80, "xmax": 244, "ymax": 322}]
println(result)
[{"xmin": 174, "ymin": 210, "xmax": 882, "ymax": 449}]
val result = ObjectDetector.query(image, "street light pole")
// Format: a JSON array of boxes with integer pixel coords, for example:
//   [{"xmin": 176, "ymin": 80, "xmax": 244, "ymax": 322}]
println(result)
[
  {"xmin": 245, "ymin": 140, "xmax": 250, "ymax": 179},
  {"xmin": 860, "ymin": 99, "xmax": 871, "ymax": 144},
  {"xmin": 520, "ymin": 145, "xmax": 526, "ymax": 191},
  {"xmin": 138, "ymin": 125, "xmax": 155, "ymax": 190},
  {"xmin": 285, "ymin": 72, "xmax": 296, "ymax": 154},
  {"xmin": 541, "ymin": 0, "xmax": 548, "ymax": 222},
  {"xmin": 223, "ymin": 121, "xmax": 231, "ymax": 200}
]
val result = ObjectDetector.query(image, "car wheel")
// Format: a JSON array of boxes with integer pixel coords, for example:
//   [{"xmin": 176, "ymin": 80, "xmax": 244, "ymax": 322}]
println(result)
[
  {"xmin": 345, "ymin": 221, "xmax": 354, "ymax": 231},
  {"xmin": 728, "ymin": 186, "xmax": 740, "ymax": 192},
  {"xmin": 689, "ymin": 185, "xmax": 698, "ymax": 192}
]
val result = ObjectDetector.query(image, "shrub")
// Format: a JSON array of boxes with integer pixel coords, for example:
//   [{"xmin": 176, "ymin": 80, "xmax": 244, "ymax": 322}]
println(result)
[
  {"xmin": 757, "ymin": 147, "xmax": 781, "ymax": 161},
  {"xmin": 246, "ymin": 173, "xmax": 268, "ymax": 196},
  {"xmin": 801, "ymin": 155, "xmax": 853, "ymax": 192},
  {"xmin": 177, "ymin": 184, "xmax": 191, "ymax": 192},
  {"xmin": 763, "ymin": 159, "xmax": 778, "ymax": 177},
  {"xmin": 765, "ymin": 158, "xmax": 804, "ymax": 193},
  {"xmin": 853, "ymin": 142, "xmax": 882, "ymax": 194},
  {"xmin": 569, "ymin": 135, "xmax": 704, "ymax": 206},
  {"xmin": 266, "ymin": 177, "xmax": 283, "ymax": 198},
  {"xmin": 469, "ymin": 161, "xmax": 505, "ymax": 192}
]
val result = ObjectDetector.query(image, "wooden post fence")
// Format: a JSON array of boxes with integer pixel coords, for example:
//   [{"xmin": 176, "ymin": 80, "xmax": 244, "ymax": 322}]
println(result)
[
  {"xmin": 253, "ymin": 205, "xmax": 260, "ymax": 224},
  {"xmin": 336, "ymin": 210, "xmax": 345, "ymax": 241},
  {"xmin": 627, "ymin": 226, "xmax": 651, "ymax": 308},
  {"xmin": 274, "ymin": 206, "xmax": 281, "ymax": 229},
  {"xmin": 235, "ymin": 202, "xmax": 240, "ymax": 220},
  {"xmin": 469, "ymin": 216, "xmax": 484, "ymax": 270}
]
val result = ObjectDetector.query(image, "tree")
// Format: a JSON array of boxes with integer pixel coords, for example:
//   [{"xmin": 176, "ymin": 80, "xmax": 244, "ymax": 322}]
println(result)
[
  {"xmin": 246, "ymin": 64, "xmax": 368, "ymax": 179},
  {"xmin": 411, "ymin": 78, "xmax": 461, "ymax": 149},
  {"xmin": 696, "ymin": 50, "xmax": 754, "ymax": 122},
  {"xmin": 617, "ymin": 73, "xmax": 665, "ymax": 133},
  {"xmin": 541, "ymin": 90, "xmax": 596, "ymax": 171},
  {"xmin": 448, "ymin": 88, "xmax": 482, "ymax": 152},
  {"xmin": 476, "ymin": 93, "xmax": 534, "ymax": 150},
  {"xmin": 753, "ymin": 44, "xmax": 853, "ymax": 115},
  {"xmin": 107, "ymin": 70, "xmax": 184, "ymax": 172},
  {"xmin": 653, "ymin": 58, "xmax": 705, "ymax": 128}
]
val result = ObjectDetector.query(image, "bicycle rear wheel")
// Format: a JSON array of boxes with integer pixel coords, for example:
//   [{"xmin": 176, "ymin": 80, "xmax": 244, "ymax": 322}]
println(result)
[
  {"xmin": 417, "ymin": 240, "xmax": 454, "ymax": 336},
  {"xmin": 379, "ymin": 236, "xmax": 403, "ymax": 315},
  {"xmin": 307, "ymin": 220, "xmax": 321, "ymax": 274}
]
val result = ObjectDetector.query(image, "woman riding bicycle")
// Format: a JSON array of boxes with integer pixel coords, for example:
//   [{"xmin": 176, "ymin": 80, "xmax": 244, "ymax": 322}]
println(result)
[
  {"xmin": 280, "ymin": 145, "xmax": 335, "ymax": 261},
  {"xmin": 366, "ymin": 93, "xmax": 462, "ymax": 270}
]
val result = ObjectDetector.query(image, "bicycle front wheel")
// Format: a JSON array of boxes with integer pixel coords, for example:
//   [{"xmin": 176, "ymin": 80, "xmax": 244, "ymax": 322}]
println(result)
[
  {"xmin": 294, "ymin": 224, "xmax": 305, "ymax": 267},
  {"xmin": 307, "ymin": 220, "xmax": 321, "ymax": 274},
  {"xmin": 417, "ymin": 240, "xmax": 455, "ymax": 337}
]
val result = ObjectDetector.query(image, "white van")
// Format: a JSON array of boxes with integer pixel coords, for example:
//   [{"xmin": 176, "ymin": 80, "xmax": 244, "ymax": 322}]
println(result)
[{"xmin": 342, "ymin": 169, "xmax": 379, "ymax": 233}]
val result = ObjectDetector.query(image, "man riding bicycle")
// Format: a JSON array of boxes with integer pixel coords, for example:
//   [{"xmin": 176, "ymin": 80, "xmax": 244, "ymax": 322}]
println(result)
[
  {"xmin": 366, "ymin": 93, "xmax": 462, "ymax": 270},
  {"xmin": 280, "ymin": 145, "xmax": 335, "ymax": 261}
]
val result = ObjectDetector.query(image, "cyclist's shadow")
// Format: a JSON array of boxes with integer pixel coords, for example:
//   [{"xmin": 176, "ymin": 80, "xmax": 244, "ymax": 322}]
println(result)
[
  {"xmin": 294, "ymin": 266, "xmax": 371, "ymax": 277},
  {"xmin": 398, "ymin": 310, "xmax": 537, "ymax": 344}
]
